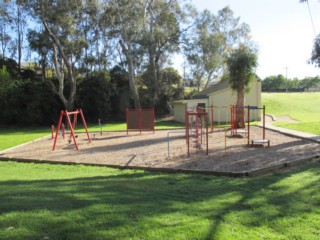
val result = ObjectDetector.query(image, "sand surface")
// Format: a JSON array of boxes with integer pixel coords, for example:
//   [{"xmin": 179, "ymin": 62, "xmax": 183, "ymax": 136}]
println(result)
[{"xmin": 1, "ymin": 126, "xmax": 319, "ymax": 174}]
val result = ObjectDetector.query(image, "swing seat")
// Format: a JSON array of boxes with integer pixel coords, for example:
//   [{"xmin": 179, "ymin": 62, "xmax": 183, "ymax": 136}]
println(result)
[
  {"xmin": 235, "ymin": 129, "xmax": 247, "ymax": 134},
  {"xmin": 250, "ymin": 139, "xmax": 270, "ymax": 147},
  {"xmin": 232, "ymin": 128, "xmax": 248, "ymax": 136}
]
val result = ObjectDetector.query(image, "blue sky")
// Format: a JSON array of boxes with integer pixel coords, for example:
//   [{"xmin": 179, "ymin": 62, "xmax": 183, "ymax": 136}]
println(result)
[{"xmin": 178, "ymin": 0, "xmax": 320, "ymax": 79}]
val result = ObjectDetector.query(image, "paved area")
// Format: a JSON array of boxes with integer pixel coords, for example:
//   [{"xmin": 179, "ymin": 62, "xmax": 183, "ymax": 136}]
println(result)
[{"xmin": 263, "ymin": 117, "xmax": 320, "ymax": 142}]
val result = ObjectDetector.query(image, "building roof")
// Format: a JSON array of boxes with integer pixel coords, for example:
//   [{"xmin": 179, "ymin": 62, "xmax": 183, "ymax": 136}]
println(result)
[
  {"xmin": 172, "ymin": 98, "xmax": 208, "ymax": 104},
  {"xmin": 192, "ymin": 81, "xmax": 230, "ymax": 99}
]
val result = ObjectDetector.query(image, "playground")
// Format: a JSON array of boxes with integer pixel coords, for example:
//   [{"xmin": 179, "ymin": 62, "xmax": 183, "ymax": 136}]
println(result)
[{"xmin": 1, "ymin": 125, "xmax": 319, "ymax": 176}]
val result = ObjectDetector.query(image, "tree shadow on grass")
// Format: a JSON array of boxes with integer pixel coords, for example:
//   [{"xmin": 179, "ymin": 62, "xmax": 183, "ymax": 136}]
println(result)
[{"xmin": 0, "ymin": 162, "xmax": 319, "ymax": 240}]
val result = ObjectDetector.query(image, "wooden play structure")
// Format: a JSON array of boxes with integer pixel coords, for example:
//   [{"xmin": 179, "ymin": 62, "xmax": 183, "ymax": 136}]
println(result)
[
  {"xmin": 52, "ymin": 109, "xmax": 91, "ymax": 150},
  {"xmin": 126, "ymin": 108, "xmax": 155, "ymax": 134},
  {"xmin": 185, "ymin": 107, "xmax": 208, "ymax": 157}
]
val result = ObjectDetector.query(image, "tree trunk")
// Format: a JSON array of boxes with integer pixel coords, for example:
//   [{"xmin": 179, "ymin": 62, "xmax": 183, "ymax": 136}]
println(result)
[
  {"xmin": 127, "ymin": 56, "xmax": 141, "ymax": 109},
  {"xmin": 17, "ymin": 4, "xmax": 22, "ymax": 73},
  {"xmin": 149, "ymin": 55, "xmax": 158, "ymax": 107},
  {"xmin": 43, "ymin": 20, "xmax": 77, "ymax": 111},
  {"xmin": 65, "ymin": 99, "xmax": 75, "ymax": 112},
  {"xmin": 119, "ymin": 40, "xmax": 141, "ymax": 109},
  {"xmin": 236, "ymin": 85, "xmax": 245, "ymax": 128}
]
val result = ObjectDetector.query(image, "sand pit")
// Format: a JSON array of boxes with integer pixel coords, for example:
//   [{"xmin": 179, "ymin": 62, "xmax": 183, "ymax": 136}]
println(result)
[{"xmin": 1, "ymin": 126, "xmax": 319, "ymax": 176}]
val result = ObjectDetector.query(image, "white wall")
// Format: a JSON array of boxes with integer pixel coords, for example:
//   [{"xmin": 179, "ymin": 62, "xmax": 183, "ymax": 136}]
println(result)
[
  {"xmin": 173, "ymin": 80, "xmax": 261, "ymax": 124},
  {"xmin": 173, "ymin": 102, "xmax": 186, "ymax": 123},
  {"xmin": 172, "ymin": 99, "xmax": 208, "ymax": 123},
  {"xmin": 208, "ymin": 80, "xmax": 261, "ymax": 123}
]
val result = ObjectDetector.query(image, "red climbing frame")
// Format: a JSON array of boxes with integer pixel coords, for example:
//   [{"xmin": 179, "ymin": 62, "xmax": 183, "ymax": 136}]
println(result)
[
  {"xmin": 52, "ymin": 109, "xmax": 91, "ymax": 150},
  {"xmin": 231, "ymin": 105, "xmax": 270, "ymax": 146},
  {"xmin": 230, "ymin": 105, "xmax": 248, "ymax": 136},
  {"xmin": 185, "ymin": 108, "xmax": 208, "ymax": 157}
]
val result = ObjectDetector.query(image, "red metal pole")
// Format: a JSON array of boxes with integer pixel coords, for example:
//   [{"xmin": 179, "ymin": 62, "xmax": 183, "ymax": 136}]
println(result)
[
  {"xmin": 126, "ymin": 108, "xmax": 128, "ymax": 135},
  {"xmin": 211, "ymin": 105, "xmax": 214, "ymax": 132},
  {"xmin": 79, "ymin": 109, "xmax": 92, "ymax": 143},
  {"xmin": 206, "ymin": 113, "xmax": 208, "ymax": 155},
  {"xmin": 185, "ymin": 106, "xmax": 187, "ymax": 144},
  {"xmin": 152, "ymin": 108, "xmax": 155, "ymax": 133},
  {"xmin": 66, "ymin": 111, "xmax": 80, "ymax": 115},
  {"xmin": 234, "ymin": 105, "xmax": 236, "ymax": 129},
  {"xmin": 263, "ymin": 105, "xmax": 266, "ymax": 139},
  {"xmin": 200, "ymin": 111, "xmax": 203, "ymax": 145},
  {"xmin": 242, "ymin": 106, "xmax": 245, "ymax": 128},
  {"xmin": 247, "ymin": 106, "xmax": 250, "ymax": 145},
  {"xmin": 195, "ymin": 111, "xmax": 199, "ymax": 150},
  {"xmin": 230, "ymin": 105, "xmax": 234, "ymax": 135},
  {"xmin": 234, "ymin": 105, "xmax": 237, "ymax": 132},
  {"xmin": 186, "ymin": 111, "xmax": 190, "ymax": 157},
  {"xmin": 70, "ymin": 110, "xmax": 78, "ymax": 140},
  {"xmin": 139, "ymin": 109, "xmax": 142, "ymax": 134},
  {"xmin": 62, "ymin": 123, "xmax": 65, "ymax": 139},
  {"xmin": 230, "ymin": 106, "xmax": 232, "ymax": 134},
  {"xmin": 65, "ymin": 112, "xmax": 79, "ymax": 150},
  {"xmin": 53, "ymin": 110, "xmax": 64, "ymax": 150}
]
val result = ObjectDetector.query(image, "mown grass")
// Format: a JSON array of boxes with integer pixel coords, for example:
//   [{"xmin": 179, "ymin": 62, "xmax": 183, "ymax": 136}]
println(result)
[
  {"xmin": 262, "ymin": 92, "xmax": 320, "ymax": 134},
  {"xmin": 0, "ymin": 96, "xmax": 319, "ymax": 239},
  {"xmin": 0, "ymin": 119, "xmax": 184, "ymax": 151},
  {"xmin": 0, "ymin": 126, "xmax": 49, "ymax": 151},
  {"xmin": 87, "ymin": 118, "xmax": 184, "ymax": 132},
  {"xmin": 0, "ymin": 161, "xmax": 319, "ymax": 240}
]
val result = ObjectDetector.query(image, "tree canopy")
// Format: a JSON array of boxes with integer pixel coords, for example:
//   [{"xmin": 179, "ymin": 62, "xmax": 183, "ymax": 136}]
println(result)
[
  {"xmin": 0, "ymin": 1, "xmax": 263, "ymax": 125},
  {"xmin": 226, "ymin": 43, "xmax": 258, "ymax": 127}
]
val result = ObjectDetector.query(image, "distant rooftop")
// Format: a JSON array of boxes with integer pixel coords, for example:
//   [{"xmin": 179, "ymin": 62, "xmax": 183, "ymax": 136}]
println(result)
[{"xmin": 192, "ymin": 81, "xmax": 229, "ymax": 99}]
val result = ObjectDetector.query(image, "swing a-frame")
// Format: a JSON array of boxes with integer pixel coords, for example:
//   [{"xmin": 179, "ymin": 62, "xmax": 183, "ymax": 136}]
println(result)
[{"xmin": 52, "ymin": 109, "xmax": 91, "ymax": 150}]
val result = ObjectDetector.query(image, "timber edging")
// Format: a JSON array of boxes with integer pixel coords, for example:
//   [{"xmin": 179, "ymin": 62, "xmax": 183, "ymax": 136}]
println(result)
[{"xmin": 0, "ymin": 154, "xmax": 319, "ymax": 178}]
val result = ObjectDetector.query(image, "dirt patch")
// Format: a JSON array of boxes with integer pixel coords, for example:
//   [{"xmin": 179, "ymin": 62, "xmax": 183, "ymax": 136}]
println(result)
[{"xmin": 1, "ymin": 126, "xmax": 319, "ymax": 176}]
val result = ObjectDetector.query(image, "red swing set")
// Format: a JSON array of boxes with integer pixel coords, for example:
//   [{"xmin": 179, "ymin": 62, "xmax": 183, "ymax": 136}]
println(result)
[{"xmin": 52, "ymin": 109, "xmax": 91, "ymax": 150}]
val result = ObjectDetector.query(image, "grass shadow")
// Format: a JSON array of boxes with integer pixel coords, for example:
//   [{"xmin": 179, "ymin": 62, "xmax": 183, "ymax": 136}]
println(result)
[{"xmin": 0, "ymin": 161, "xmax": 319, "ymax": 239}]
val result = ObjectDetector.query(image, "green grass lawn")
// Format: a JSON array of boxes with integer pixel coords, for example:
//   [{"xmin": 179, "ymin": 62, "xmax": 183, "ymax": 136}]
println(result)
[
  {"xmin": 0, "ymin": 126, "xmax": 49, "ymax": 151},
  {"xmin": 87, "ymin": 118, "xmax": 184, "ymax": 132},
  {"xmin": 0, "ymin": 161, "xmax": 319, "ymax": 240},
  {"xmin": 262, "ymin": 92, "xmax": 320, "ymax": 134},
  {"xmin": 0, "ymin": 97, "xmax": 319, "ymax": 239},
  {"xmin": 0, "ymin": 119, "xmax": 184, "ymax": 151}
]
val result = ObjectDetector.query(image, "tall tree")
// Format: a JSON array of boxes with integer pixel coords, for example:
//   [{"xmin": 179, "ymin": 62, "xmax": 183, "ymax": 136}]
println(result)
[
  {"xmin": 0, "ymin": 2, "xmax": 12, "ymax": 59},
  {"xmin": 308, "ymin": 36, "xmax": 320, "ymax": 67},
  {"xmin": 15, "ymin": 3, "xmax": 26, "ymax": 73},
  {"xmin": 140, "ymin": 0, "xmax": 183, "ymax": 107},
  {"xmin": 107, "ymin": 0, "xmax": 188, "ymax": 109},
  {"xmin": 262, "ymin": 75, "xmax": 287, "ymax": 91},
  {"xmin": 184, "ymin": 7, "xmax": 251, "ymax": 90},
  {"xmin": 226, "ymin": 43, "xmax": 258, "ymax": 127},
  {"xmin": 4, "ymin": 1, "xmax": 28, "ymax": 72},
  {"xmin": 108, "ymin": 0, "xmax": 144, "ymax": 109},
  {"xmin": 27, "ymin": 29, "xmax": 51, "ymax": 80},
  {"xmin": 20, "ymin": 0, "xmax": 96, "ymax": 111}
]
